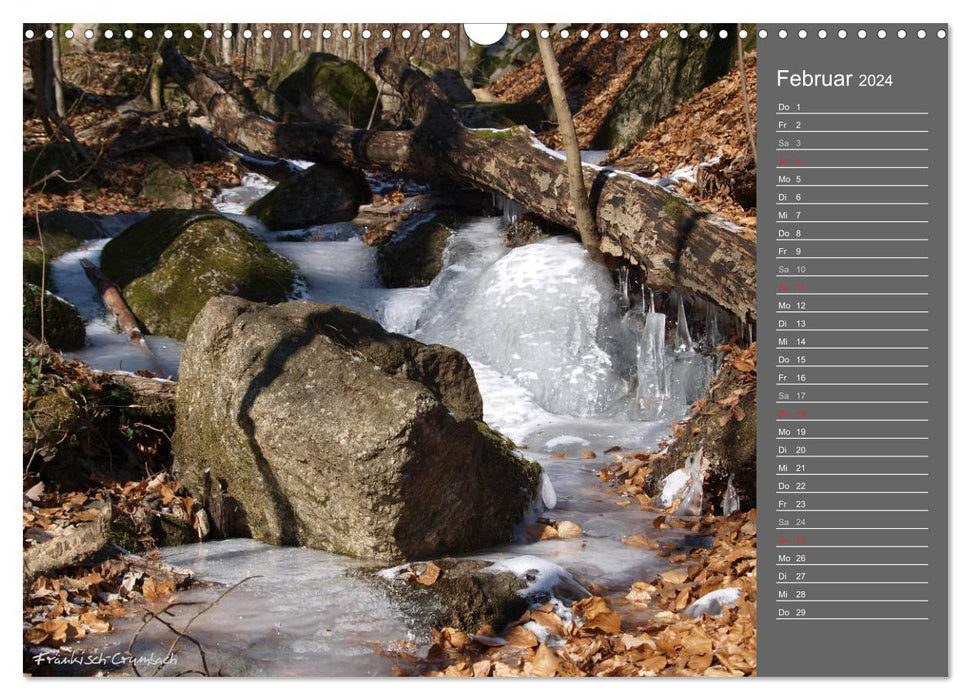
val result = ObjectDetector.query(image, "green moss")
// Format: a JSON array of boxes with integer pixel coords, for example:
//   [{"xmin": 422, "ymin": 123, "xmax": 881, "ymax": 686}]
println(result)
[
  {"xmin": 100, "ymin": 210, "xmax": 295, "ymax": 340},
  {"xmin": 270, "ymin": 52, "xmax": 377, "ymax": 127},
  {"xmin": 468, "ymin": 127, "xmax": 517, "ymax": 141},
  {"xmin": 23, "ymin": 230, "xmax": 80, "ymax": 289},
  {"xmin": 661, "ymin": 196, "xmax": 690, "ymax": 221},
  {"xmin": 24, "ymin": 392, "xmax": 80, "ymax": 459},
  {"xmin": 140, "ymin": 160, "xmax": 195, "ymax": 208},
  {"xmin": 23, "ymin": 283, "xmax": 86, "ymax": 351},
  {"xmin": 109, "ymin": 515, "xmax": 145, "ymax": 553}
]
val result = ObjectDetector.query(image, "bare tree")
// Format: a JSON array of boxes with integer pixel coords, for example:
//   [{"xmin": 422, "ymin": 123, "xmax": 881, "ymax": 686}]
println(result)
[
  {"xmin": 534, "ymin": 24, "xmax": 602, "ymax": 260},
  {"xmin": 50, "ymin": 24, "xmax": 66, "ymax": 117}
]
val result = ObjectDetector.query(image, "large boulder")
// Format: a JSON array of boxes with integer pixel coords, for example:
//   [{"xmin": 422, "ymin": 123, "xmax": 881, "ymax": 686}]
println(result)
[
  {"xmin": 22, "ymin": 283, "xmax": 86, "ymax": 351},
  {"xmin": 263, "ymin": 51, "xmax": 378, "ymax": 127},
  {"xmin": 246, "ymin": 163, "xmax": 371, "ymax": 231},
  {"xmin": 173, "ymin": 297, "xmax": 540, "ymax": 563},
  {"xmin": 594, "ymin": 24, "xmax": 735, "ymax": 149},
  {"xmin": 140, "ymin": 160, "xmax": 196, "ymax": 208},
  {"xmin": 100, "ymin": 210, "xmax": 295, "ymax": 340}
]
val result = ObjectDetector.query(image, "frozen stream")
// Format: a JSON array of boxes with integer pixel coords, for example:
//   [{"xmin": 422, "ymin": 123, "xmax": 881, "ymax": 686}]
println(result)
[{"xmin": 61, "ymin": 177, "xmax": 715, "ymax": 676}]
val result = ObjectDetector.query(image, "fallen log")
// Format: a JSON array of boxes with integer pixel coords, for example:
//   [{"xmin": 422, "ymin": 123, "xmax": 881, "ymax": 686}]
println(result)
[
  {"xmin": 160, "ymin": 43, "xmax": 756, "ymax": 321},
  {"xmin": 80, "ymin": 258, "xmax": 145, "ymax": 343}
]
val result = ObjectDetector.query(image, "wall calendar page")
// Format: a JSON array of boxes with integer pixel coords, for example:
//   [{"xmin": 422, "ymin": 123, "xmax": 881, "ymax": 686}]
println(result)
[{"xmin": 16, "ymin": 12, "xmax": 953, "ymax": 685}]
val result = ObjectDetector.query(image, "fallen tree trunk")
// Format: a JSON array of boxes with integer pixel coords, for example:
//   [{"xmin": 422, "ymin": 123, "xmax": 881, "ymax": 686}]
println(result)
[
  {"xmin": 160, "ymin": 43, "xmax": 756, "ymax": 320},
  {"xmin": 80, "ymin": 259, "xmax": 145, "ymax": 343}
]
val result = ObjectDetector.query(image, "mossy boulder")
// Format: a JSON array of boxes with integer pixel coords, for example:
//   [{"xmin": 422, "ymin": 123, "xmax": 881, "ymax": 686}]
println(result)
[
  {"xmin": 173, "ymin": 297, "xmax": 540, "ymax": 562},
  {"xmin": 23, "ymin": 392, "xmax": 80, "ymax": 460},
  {"xmin": 99, "ymin": 210, "xmax": 295, "ymax": 341},
  {"xmin": 23, "ymin": 229, "xmax": 81, "ymax": 289},
  {"xmin": 246, "ymin": 163, "xmax": 371, "ymax": 231},
  {"xmin": 23, "ymin": 283, "xmax": 86, "ymax": 351},
  {"xmin": 594, "ymin": 24, "xmax": 735, "ymax": 149},
  {"xmin": 377, "ymin": 215, "xmax": 455, "ymax": 288},
  {"xmin": 264, "ymin": 51, "xmax": 378, "ymax": 127},
  {"xmin": 140, "ymin": 160, "xmax": 196, "ymax": 209}
]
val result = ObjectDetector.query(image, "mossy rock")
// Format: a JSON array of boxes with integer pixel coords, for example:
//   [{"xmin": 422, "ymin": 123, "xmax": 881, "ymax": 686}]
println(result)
[
  {"xmin": 594, "ymin": 23, "xmax": 735, "ymax": 149},
  {"xmin": 140, "ymin": 160, "xmax": 196, "ymax": 209},
  {"xmin": 456, "ymin": 101, "xmax": 547, "ymax": 131},
  {"xmin": 23, "ymin": 230, "xmax": 81, "ymax": 289},
  {"xmin": 246, "ymin": 164, "xmax": 371, "ymax": 231},
  {"xmin": 152, "ymin": 513, "xmax": 197, "ymax": 547},
  {"xmin": 100, "ymin": 210, "xmax": 295, "ymax": 340},
  {"xmin": 266, "ymin": 51, "xmax": 377, "ymax": 127},
  {"xmin": 377, "ymin": 215, "xmax": 455, "ymax": 288},
  {"xmin": 467, "ymin": 33, "xmax": 538, "ymax": 87},
  {"xmin": 23, "ymin": 283, "xmax": 86, "ymax": 351},
  {"xmin": 23, "ymin": 143, "xmax": 86, "ymax": 193},
  {"xmin": 23, "ymin": 392, "xmax": 80, "ymax": 459}
]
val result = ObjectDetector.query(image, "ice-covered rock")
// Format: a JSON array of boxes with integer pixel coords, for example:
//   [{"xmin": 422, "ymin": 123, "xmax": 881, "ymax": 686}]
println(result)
[
  {"xmin": 417, "ymin": 233, "xmax": 628, "ymax": 416},
  {"xmin": 684, "ymin": 587, "xmax": 741, "ymax": 618}
]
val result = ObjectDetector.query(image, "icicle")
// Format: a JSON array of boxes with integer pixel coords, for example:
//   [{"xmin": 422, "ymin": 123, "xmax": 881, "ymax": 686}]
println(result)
[
  {"xmin": 649, "ymin": 288, "xmax": 655, "ymax": 314},
  {"xmin": 675, "ymin": 294, "xmax": 693, "ymax": 352},
  {"xmin": 639, "ymin": 282, "xmax": 646, "ymax": 314},
  {"xmin": 618, "ymin": 267, "xmax": 630, "ymax": 311},
  {"xmin": 746, "ymin": 323, "xmax": 753, "ymax": 347},
  {"xmin": 722, "ymin": 475, "xmax": 740, "ymax": 515},
  {"xmin": 636, "ymin": 308, "xmax": 668, "ymax": 417}
]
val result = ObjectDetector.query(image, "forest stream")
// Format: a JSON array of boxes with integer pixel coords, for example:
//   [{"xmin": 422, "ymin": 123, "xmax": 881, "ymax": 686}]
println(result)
[{"xmin": 54, "ymin": 170, "xmax": 723, "ymax": 676}]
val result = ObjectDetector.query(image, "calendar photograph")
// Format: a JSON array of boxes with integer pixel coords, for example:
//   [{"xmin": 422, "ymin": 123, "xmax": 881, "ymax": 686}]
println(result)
[{"xmin": 20, "ymin": 19, "xmax": 943, "ymax": 679}]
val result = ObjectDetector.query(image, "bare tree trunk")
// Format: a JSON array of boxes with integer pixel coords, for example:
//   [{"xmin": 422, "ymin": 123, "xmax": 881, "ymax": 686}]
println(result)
[
  {"xmin": 314, "ymin": 24, "xmax": 324, "ymax": 53},
  {"xmin": 50, "ymin": 24, "xmax": 66, "ymax": 118},
  {"xmin": 221, "ymin": 23, "xmax": 233, "ymax": 66},
  {"xmin": 80, "ymin": 260, "xmax": 145, "ymax": 343},
  {"xmin": 534, "ymin": 24, "xmax": 602, "ymax": 260},
  {"xmin": 160, "ymin": 42, "xmax": 757, "ymax": 321}
]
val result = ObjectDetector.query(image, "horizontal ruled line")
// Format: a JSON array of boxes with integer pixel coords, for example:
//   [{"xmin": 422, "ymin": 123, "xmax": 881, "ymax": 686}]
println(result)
[
  {"xmin": 775, "ymin": 400, "xmax": 928, "ymax": 404},
  {"xmin": 775, "ymin": 618, "xmax": 929, "ymax": 621},
  {"xmin": 777, "ymin": 563, "xmax": 928, "ymax": 566},
  {"xmin": 775, "ymin": 418, "xmax": 927, "ymax": 421},
  {"xmin": 774, "ymin": 130, "xmax": 928, "ymax": 133},
  {"xmin": 774, "ymin": 364, "xmax": 928, "ymax": 367},
  {"xmin": 774, "ymin": 111, "xmax": 928, "ymax": 115},
  {"xmin": 775, "ymin": 474, "xmax": 929, "ymax": 477},
  {"xmin": 775, "ymin": 508, "xmax": 929, "ymax": 512},
  {"xmin": 774, "ymin": 220, "xmax": 929, "ymax": 223},
  {"xmin": 776, "ymin": 202, "xmax": 928, "ymax": 206},
  {"xmin": 775, "ymin": 329, "xmax": 928, "ymax": 332},
  {"xmin": 775, "ymin": 600, "xmax": 929, "ymax": 603},
  {"xmin": 774, "ymin": 347, "xmax": 929, "ymax": 349},
  {"xmin": 775, "ymin": 455, "xmax": 928, "ymax": 458},
  {"xmin": 775, "ymin": 238, "xmax": 929, "ymax": 241},
  {"xmin": 775, "ymin": 438, "xmax": 928, "ymax": 440},
  {"xmin": 775, "ymin": 581, "xmax": 928, "ymax": 584},
  {"xmin": 775, "ymin": 527, "xmax": 929, "ymax": 529},
  {"xmin": 774, "ymin": 545, "xmax": 928, "ymax": 548},
  {"xmin": 776, "ymin": 148, "xmax": 929, "ymax": 151},
  {"xmin": 775, "ymin": 184, "xmax": 928, "ymax": 187}
]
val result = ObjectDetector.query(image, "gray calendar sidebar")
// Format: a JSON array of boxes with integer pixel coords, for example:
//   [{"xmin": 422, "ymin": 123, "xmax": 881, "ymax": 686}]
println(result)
[{"xmin": 755, "ymin": 24, "xmax": 948, "ymax": 677}]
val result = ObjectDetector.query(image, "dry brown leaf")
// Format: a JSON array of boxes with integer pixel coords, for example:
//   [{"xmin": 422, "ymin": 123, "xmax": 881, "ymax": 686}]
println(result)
[
  {"xmin": 142, "ymin": 577, "xmax": 176, "ymax": 601},
  {"xmin": 555, "ymin": 520, "xmax": 583, "ymax": 538},
  {"xmin": 529, "ymin": 643, "xmax": 561, "ymax": 677},
  {"xmin": 621, "ymin": 533, "xmax": 660, "ymax": 550},
  {"xmin": 504, "ymin": 625, "xmax": 539, "ymax": 648},
  {"xmin": 417, "ymin": 562, "xmax": 441, "ymax": 586}
]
